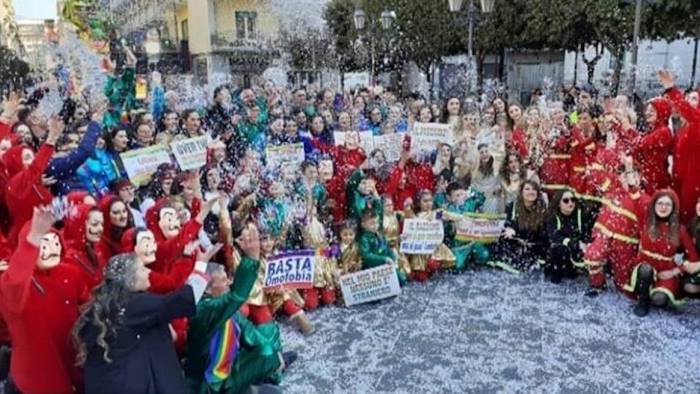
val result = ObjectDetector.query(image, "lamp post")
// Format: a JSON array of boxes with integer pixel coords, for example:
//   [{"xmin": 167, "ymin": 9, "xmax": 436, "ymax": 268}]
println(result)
[
  {"xmin": 449, "ymin": 0, "xmax": 494, "ymax": 94},
  {"xmin": 628, "ymin": 0, "xmax": 642, "ymax": 100},
  {"xmin": 354, "ymin": 7, "xmax": 396, "ymax": 84}
]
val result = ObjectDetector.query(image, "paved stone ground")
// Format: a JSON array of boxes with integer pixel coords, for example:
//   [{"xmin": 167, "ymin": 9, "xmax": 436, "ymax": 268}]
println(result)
[{"xmin": 279, "ymin": 269, "xmax": 700, "ymax": 394}]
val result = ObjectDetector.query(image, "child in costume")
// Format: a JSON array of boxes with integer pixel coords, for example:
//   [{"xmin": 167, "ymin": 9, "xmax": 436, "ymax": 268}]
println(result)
[
  {"xmin": 346, "ymin": 169, "xmax": 383, "ymax": 223},
  {"xmin": 445, "ymin": 182, "xmax": 490, "ymax": 271},
  {"xmin": 403, "ymin": 190, "xmax": 457, "ymax": 282},
  {"xmin": 336, "ymin": 220, "xmax": 362, "ymax": 275},
  {"xmin": 300, "ymin": 203, "xmax": 338, "ymax": 310},
  {"xmin": 245, "ymin": 229, "xmax": 315, "ymax": 335},
  {"xmin": 357, "ymin": 208, "xmax": 408, "ymax": 285}
]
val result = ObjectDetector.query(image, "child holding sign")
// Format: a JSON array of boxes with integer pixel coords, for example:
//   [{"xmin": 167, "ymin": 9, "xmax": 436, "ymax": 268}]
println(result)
[
  {"xmin": 445, "ymin": 182, "xmax": 491, "ymax": 271},
  {"xmin": 358, "ymin": 208, "xmax": 408, "ymax": 285},
  {"xmin": 403, "ymin": 190, "xmax": 457, "ymax": 282}
]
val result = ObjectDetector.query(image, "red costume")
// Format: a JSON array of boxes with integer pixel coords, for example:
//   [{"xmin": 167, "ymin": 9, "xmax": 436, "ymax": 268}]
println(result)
[
  {"xmin": 3, "ymin": 143, "xmax": 54, "ymax": 246},
  {"xmin": 384, "ymin": 165, "xmax": 416, "ymax": 211},
  {"xmin": 63, "ymin": 204, "xmax": 110, "ymax": 290},
  {"xmin": 508, "ymin": 126, "xmax": 529, "ymax": 160},
  {"xmin": 632, "ymin": 98, "xmax": 673, "ymax": 193},
  {"xmin": 144, "ymin": 198, "xmax": 202, "ymax": 274},
  {"xmin": 665, "ymin": 87, "xmax": 700, "ymax": 223},
  {"xmin": 0, "ymin": 225, "xmax": 88, "ymax": 394},
  {"xmin": 539, "ymin": 134, "xmax": 571, "ymax": 197},
  {"xmin": 584, "ymin": 183, "xmax": 649, "ymax": 294},
  {"xmin": 568, "ymin": 128, "xmax": 596, "ymax": 197},
  {"xmin": 623, "ymin": 191, "xmax": 697, "ymax": 303}
]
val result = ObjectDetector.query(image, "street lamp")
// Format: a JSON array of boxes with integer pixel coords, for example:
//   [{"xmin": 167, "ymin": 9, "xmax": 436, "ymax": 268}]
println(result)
[
  {"xmin": 381, "ymin": 10, "xmax": 397, "ymax": 31},
  {"xmin": 449, "ymin": 0, "xmax": 494, "ymax": 94},
  {"xmin": 354, "ymin": 7, "xmax": 396, "ymax": 84},
  {"xmin": 353, "ymin": 9, "xmax": 366, "ymax": 31}
]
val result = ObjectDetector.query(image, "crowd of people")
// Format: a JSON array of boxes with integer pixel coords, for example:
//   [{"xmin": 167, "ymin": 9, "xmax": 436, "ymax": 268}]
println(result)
[{"xmin": 0, "ymin": 45, "xmax": 700, "ymax": 394}]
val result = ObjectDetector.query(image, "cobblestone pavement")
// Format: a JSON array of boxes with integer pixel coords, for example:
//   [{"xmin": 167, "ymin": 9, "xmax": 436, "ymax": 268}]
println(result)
[{"xmin": 279, "ymin": 269, "xmax": 700, "ymax": 394}]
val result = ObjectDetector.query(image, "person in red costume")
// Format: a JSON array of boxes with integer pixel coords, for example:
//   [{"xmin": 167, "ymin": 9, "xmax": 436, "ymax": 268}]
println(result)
[
  {"xmin": 144, "ymin": 195, "xmax": 217, "ymax": 274},
  {"xmin": 584, "ymin": 165, "xmax": 650, "ymax": 296},
  {"xmin": 568, "ymin": 109, "xmax": 598, "ymax": 201},
  {"xmin": 632, "ymin": 97, "xmax": 673, "ymax": 193},
  {"xmin": 3, "ymin": 118, "xmax": 64, "ymax": 246},
  {"xmin": 538, "ymin": 103, "xmax": 572, "ymax": 198},
  {"xmin": 0, "ymin": 206, "xmax": 88, "ymax": 394},
  {"xmin": 63, "ymin": 204, "xmax": 110, "ymax": 290},
  {"xmin": 624, "ymin": 190, "xmax": 698, "ymax": 317},
  {"xmin": 658, "ymin": 69, "xmax": 700, "ymax": 224},
  {"xmin": 331, "ymin": 131, "xmax": 366, "ymax": 175},
  {"xmin": 99, "ymin": 195, "xmax": 134, "ymax": 256}
]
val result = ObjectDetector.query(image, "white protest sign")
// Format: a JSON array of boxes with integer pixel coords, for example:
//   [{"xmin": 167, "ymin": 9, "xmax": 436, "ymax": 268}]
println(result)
[
  {"xmin": 344, "ymin": 72, "xmax": 370, "ymax": 90},
  {"xmin": 265, "ymin": 143, "xmax": 305, "ymax": 169},
  {"xmin": 334, "ymin": 131, "xmax": 375, "ymax": 154},
  {"xmin": 411, "ymin": 122, "xmax": 454, "ymax": 153},
  {"xmin": 455, "ymin": 213, "xmax": 506, "ymax": 244},
  {"xmin": 263, "ymin": 249, "xmax": 316, "ymax": 290},
  {"xmin": 400, "ymin": 219, "xmax": 444, "ymax": 255},
  {"xmin": 119, "ymin": 144, "xmax": 172, "ymax": 186},
  {"xmin": 170, "ymin": 136, "xmax": 209, "ymax": 170},
  {"xmin": 339, "ymin": 264, "xmax": 401, "ymax": 306},
  {"xmin": 372, "ymin": 133, "xmax": 403, "ymax": 162}
]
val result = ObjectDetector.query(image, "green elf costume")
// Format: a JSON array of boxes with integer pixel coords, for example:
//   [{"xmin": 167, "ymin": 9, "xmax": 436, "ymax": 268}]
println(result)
[
  {"xmin": 184, "ymin": 256, "xmax": 284, "ymax": 394},
  {"xmin": 446, "ymin": 188, "xmax": 491, "ymax": 271},
  {"xmin": 357, "ymin": 209, "xmax": 408, "ymax": 285}
]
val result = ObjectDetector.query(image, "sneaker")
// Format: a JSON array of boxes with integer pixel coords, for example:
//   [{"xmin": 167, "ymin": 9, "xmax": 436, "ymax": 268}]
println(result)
[
  {"xmin": 282, "ymin": 351, "xmax": 298, "ymax": 370},
  {"xmin": 633, "ymin": 301, "xmax": 650, "ymax": 317}
]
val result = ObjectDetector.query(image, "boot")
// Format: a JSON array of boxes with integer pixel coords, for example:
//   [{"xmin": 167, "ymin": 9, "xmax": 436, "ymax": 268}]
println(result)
[
  {"xmin": 290, "ymin": 311, "xmax": 315, "ymax": 336},
  {"xmin": 633, "ymin": 264, "xmax": 653, "ymax": 317}
]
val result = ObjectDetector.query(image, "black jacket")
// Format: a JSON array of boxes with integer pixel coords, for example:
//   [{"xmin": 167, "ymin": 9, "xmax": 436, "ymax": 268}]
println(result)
[
  {"xmin": 82, "ymin": 286, "xmax": 195, "ymax": 394},
  {"xmin": 545, "ymin": 207, "xmax": 594, "ymax": 247}
]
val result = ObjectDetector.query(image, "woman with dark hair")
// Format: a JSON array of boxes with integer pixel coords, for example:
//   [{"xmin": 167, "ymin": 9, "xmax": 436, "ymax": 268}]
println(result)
[
  {"xmin": 104, "ymin": 125, "xmax": 130, "ymax": 179},
  {"xmin": 544, "ymin": 189, "xmax": 594, "ymax": 283},
  {"xmin": 366, "ymin": 105, "xmax": 383, "ymax": 136},
  {"xmin": 417, "ymin": 105, "xmax": 433, "ymax": 123},
  {"xmin": 64, "ymin": 204, "xmax": 109, "ymax": 290},
  {"xmin": 100, "ymin": 195, "xmax": 135, "ymax": 256},
  {"xmin": 492, "ymin": 96, "xmax": 507, "ymax": 116},
  {"xmin": 308, "ymin": 115, "xmax": 333, "ymax": 154},
  {"xmin": 180, "ymin": 109, "xmax": 205, "ymax": 139},
  {"xmin": 441, "ymin": 97, "xmax": 462, "ymax": 125},
  {"xmin": 139, "ymin": 163, "xmax": 177, "ymax": 214},
  {"xmin": 626, "ymin": 190, "xmax": 698, "ymax": 316},
  {"xmin": 495, "ymin": 180, "xmax": 547, "ymax": 273},
  {"xmin": 74, "ymin": 253, "xmax": 206, "ymax": 394},
  {"xmin": 499, "ymin": 151, "xmax": 538, "ymax": 207}
]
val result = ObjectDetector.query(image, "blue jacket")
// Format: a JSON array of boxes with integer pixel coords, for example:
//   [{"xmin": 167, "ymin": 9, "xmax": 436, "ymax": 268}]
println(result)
[
  {"xmin": 46, "ymin": 121, "xmax": 101, "ymax": 196},
  {"xmin": 77, "ymin": 149, "xmax": 120, "ymax": 196}
]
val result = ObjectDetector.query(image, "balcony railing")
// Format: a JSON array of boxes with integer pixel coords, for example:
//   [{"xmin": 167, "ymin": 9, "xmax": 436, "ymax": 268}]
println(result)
[{"xmin": 210, "ymin": 30, "xmax": 277, "ymax": 52}]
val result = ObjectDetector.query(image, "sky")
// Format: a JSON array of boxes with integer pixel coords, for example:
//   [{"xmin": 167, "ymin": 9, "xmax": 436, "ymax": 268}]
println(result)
[{"xmin": 13, "ymin": 0, "xmax": 57, "ymax": 21}]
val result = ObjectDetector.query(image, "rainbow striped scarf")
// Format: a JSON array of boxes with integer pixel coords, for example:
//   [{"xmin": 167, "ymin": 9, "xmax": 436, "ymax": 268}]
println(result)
[{"xmin": 204, "ymin": 316, "xmax": 240, "ymax": 387}]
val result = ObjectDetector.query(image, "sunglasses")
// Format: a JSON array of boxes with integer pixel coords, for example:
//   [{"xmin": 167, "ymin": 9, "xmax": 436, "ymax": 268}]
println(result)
[{"xmin": 562, "ymin": 197, "xmax": 576, "ymax": 204}]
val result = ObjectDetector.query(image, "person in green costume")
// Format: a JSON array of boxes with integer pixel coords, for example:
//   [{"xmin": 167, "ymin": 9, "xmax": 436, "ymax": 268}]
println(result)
[
  {"xmin": 346, "ymin": 169, "xmax": 382, "ymax": 223},
  {"xmin": 445, "ymin": 182, "xmax": 491, "ymax": 271},
  {"xmin": 357, "ymin": 208, "xmax": 408, "ymax": 285},
  {"xmin": 102, "ymin": 48, "xmax": 137, "ymax": 129},
  {"xmin": 184, "ymin": 222, "xmax": 297, "ymax": 394}
]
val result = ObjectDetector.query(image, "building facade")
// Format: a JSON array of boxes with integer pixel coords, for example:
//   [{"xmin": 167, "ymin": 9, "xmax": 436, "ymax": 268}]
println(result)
[{"xmin": 106, "ymin": 0, "xmax": 280, "ymax": 85}]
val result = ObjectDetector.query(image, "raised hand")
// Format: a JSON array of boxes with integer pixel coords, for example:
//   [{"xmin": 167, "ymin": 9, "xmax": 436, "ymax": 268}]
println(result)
[
  {"xmin": 196, "ymin": 243, "xmax": 223, "ymax": 263},
  {"xmin": 46, "ymin": 118, "xmax": 65, "ymax": 145},
  {"xmin": 657, "ymin": 69, "xmax": 675, "ymax": 90},
  {"xmin": 28, "ymin": 206, "xmax": 58, "ymax": 246},
  {"xmin": 237, "ymin": 223, "xmax": 261, "ymax": 261}
]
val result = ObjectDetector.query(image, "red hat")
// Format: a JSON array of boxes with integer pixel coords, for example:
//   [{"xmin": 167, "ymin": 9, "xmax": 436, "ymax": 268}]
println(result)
[
  {"xmin": 2, "ymin": 144, "xmax": 32, "ymax": 178},
  {"xmin": 648, "ymin": 97, "xmax": 672, "ymax": 128}
]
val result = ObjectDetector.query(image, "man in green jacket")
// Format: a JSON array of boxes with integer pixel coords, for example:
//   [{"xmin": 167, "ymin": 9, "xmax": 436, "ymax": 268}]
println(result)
[{"xmin": 184, "ymin": 224, "xmax": 296, "ymax": 394}]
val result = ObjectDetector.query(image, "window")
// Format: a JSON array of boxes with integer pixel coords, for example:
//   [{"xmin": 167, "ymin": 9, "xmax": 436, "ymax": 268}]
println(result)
[
  {"xmin": 235, "ymin": 11, "xmax": 257, "ymax": 40},
  {"xmin": 181, "ymin": 19, "xmax": 188, "ymax": 41}
]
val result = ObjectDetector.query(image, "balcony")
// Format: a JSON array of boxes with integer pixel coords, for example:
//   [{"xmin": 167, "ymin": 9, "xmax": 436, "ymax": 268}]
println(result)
[{"xmin": 210, "ymin": 30, "xmax": 276, "ymax": 52}]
